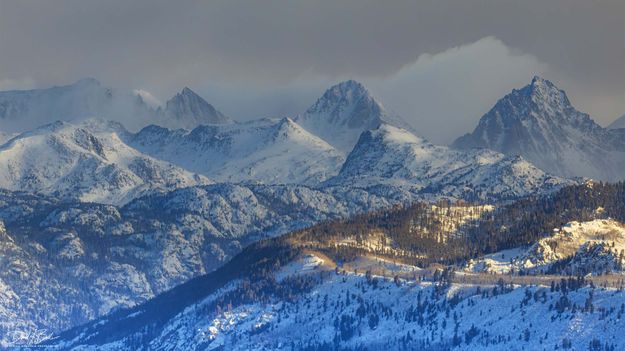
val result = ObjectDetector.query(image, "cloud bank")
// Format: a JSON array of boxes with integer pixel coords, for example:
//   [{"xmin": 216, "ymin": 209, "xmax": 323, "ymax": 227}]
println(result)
[
  {"xmin": 0, "ymin": 0, "xmax": 622, "ymax": 135},
  {"xmin": 367, "ymin": 37, "xmax": 548, "ymax": 144},
  {"xmin": 198, "ymin": 37, "xmax": 548, "ymax": 145}
]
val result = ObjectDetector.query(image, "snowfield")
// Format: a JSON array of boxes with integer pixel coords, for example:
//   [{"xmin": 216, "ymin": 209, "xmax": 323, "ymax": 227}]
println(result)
[
  {"xmin": 130, "ymin": 117, "xmax": 345, "ymax": 186},
  {"xmin": 327, "ymin": 124, "xmax": 572, "ymax": 201},
  {"xmin": 0, "ymin": 119, "xmax": 211, "ymax": 205},
  {"xmin": 49, "ymin": 254, "xmax": 625, "ymax": 351},
  {"xmin": 466, "ymin": 219, "xmax": 625, "ymax": 275}
]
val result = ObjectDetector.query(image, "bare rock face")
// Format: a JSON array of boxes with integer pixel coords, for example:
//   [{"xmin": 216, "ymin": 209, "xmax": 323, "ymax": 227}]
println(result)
[
  {"xmin": 160, "ymin": 87, "xmax": 232, "ymax": 128},
  {"xmin": 453, "ymin": 76, "xmax": 625, "ymax": 181},
  {"xmin": 295, "ymin": 80, "xmax": 414, "ymax": 153}
]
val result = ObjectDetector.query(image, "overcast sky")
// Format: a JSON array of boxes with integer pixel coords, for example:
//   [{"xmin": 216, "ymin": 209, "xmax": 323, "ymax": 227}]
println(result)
[{"xmin": 0, "ymin": 0, "xmax": 623, "ymax": 143}]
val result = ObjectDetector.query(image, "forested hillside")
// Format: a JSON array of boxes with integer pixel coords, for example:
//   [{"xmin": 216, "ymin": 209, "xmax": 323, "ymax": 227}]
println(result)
[{"xmin": 47, "ymin": 181, "xmax": 625, "ymax": 350}]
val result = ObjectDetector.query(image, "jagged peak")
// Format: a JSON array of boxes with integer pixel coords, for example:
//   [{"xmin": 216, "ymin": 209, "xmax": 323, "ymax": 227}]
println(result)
[
  {"xmin": 529, "ymin": 76, "xmax": 558, "ymax": 94},
  {"xmin": 164, "ymin": 87, "xmax": 228, "ymax": 124},
  {"xmin": 169, "ymin": 87, "xmax": 204, "ymax": 103},
  {"xmin": 271, "ymin": 117, "xmax": 303, "ymax": 140},
  {"xmin": 306, "ymin": 80, "xmax": 382, "ymax": 114},
  {"xmin": 331, "ymin": 79, "xmax": 368, "ymax": 95},
  {"xmin": 522, "ymin": 75, "xmax": 571, "ymax": 108},
  {"xmin": 530, "ymin": 75, "xmax": 552, "ymax": 87},
  {"xmin": 180, "ymin": 86, "xmax": 197, "ymax": 96}
]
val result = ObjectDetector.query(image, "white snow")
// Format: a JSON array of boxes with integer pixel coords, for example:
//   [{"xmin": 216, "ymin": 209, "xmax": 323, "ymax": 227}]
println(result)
[
  {"xmin": 466, "ymin": 219, "xmax": 625, "ymax": 275},
  {"xmin": 131, "ymin": 117, "xmax": 345, "ymax": 186},
  {"xmin": 329, "ymin": 123, "xmax": 573, "ymax": 201},
  {"xmin": 0, "ymin": 119, "xmax": 211, "ymax": 205},
  {"xmin": 68, "ymin": 268, "xmax": 625, "ymax": 350}
]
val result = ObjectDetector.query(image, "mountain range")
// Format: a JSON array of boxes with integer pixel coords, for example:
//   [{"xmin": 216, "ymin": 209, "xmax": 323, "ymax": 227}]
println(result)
[
  {"xmin": 0, "ymin": 75, "xmax": 623, "ymax": 348},
  {"xmin": 453, "ymin": 76, "xmax": 625, "ymax": 181},
  {"xmin": 43, "ymin": 181, "xmax": 625, "ymax": 350},
  {"xmin": 0, "ymin": 79, "xmax": 230, "ymax": 132},
  {"xmin": 0, "ymin": 78, "xmax": 580, "ymax": 206}
]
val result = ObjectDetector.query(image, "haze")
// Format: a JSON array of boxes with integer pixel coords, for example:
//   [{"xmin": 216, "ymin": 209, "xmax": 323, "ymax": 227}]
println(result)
[{"xmin": 0, "ymin": 0, "xmax": 623, "ymax": 144}]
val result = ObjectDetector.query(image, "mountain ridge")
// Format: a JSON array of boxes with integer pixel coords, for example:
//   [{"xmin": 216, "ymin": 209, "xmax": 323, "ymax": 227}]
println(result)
[
  {"xmin": 452, "ymin": 76, "xmax": 625, "ymax": 181},
  {"xmin": 0, "ymin": 79, "xmax": 232, "ymax": 132},
  {"xmin": 328, "ymin": 123, "xmax": 572, "ymax": 201},
  {"xmin": 294, "ymin": 80, "xmax": 415, "ymax": 153}
]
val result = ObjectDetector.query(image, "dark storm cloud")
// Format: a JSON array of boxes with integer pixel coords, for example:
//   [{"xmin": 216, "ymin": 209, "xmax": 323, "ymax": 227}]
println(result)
[{"xmin": 0, "ymin": 0, "xmax": 623, "ymax": 139}]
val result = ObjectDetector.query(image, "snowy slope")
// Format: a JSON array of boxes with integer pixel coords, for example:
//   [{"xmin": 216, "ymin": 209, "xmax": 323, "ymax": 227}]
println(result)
[
  {"xmin": 294, "ymin": 80, "xmax": 414, "ymax": 153},
  {"xmin": 47, "ymin": 250, "xmax": 625, "ymax": 351},
  {"xmin": 3, "ymin": 180, "xmax": 622, "ymax": 347},
  {"xmin": 0, "ymin": 119, "xmax": 210, "ymax": 204},
  {"xmin": 130, "ymin": 117, "xmax": 345, "ymax": 185},
  {"xmin": 328, "ymin": 123, "xmax": 573, "ymax": 201},
  {"xmin": 607, "ymin": 114, "xmax": 625, "ymax": 130},
  {"xmin": 0, "ymin": 116, "xmax": 567, "ymax": 205},
  {"xmin": 0, "ymin": 184, "xmax": 413, "ymax": 345},
  {"xmin": 452, "ymin": 76, "xmax": 625, "ymax": 181},
  {"xmin": 466, "ymin": 219, "xmax": 625, "ymax": 275}
]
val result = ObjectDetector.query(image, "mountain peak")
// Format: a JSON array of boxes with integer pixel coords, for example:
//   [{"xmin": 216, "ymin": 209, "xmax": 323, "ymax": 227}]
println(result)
[
  {"xmin": 294, "ymin": 80, "xmax": 389, "ymax": 152},
  {"xmin": 180, "ymin": 86, "xmax": 196, "ymax": 96},
  {"xmin": 331, "ymin": 79, "xmax": 369, "ymax": 96},
  {"xmin": 171, "ymin": 87, "xmax": 204, "ymax": 102},
  {"xmin": 524, "ymin": 76, "xmax": 570, "ymax": 109},
  {"xmin": 452, "ymin": 76, "xmax": 625, "ymax": 181},
  {"xmin": 295, "ymin": 80, "xmax": 416, "ymax": 153},
  {"xmin": 530, "ymin": 75, "xmax": 550, "ymax": 87},
  {"xmin": 306, "ymin": 80, "xmax": 377, "ymax": 115},
  {"xmin": 164, "ymin": 88, "xmax": 230, "ymax": 127}
]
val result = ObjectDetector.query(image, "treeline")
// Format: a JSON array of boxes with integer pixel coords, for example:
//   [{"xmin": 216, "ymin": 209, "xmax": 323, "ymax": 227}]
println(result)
[
  {"xmin": 281, "ymin": 181, "xmax": 625, "ymax": 267},
  {"xmin": 466, "ymin": 181, "xmax": 625, "ymax": 256}
]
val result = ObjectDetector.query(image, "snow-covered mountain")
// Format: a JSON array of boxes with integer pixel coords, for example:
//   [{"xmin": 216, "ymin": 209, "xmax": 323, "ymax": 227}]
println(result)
[
  {"xmin": 0, "ymin": 116, "xmax": 570, "ymax": 206},
  {"xmin": 295, "ymin": 80, "xmax": 414, "ymax": 153},
  {"xmin": 46, "ymin": 230, "xmax": 625, "ymax": 351},
  {"xmin": 155, "ymin": 87, "xmax": 232, "ymax": 129},
  {"xmin": 452, "ymin": 76, "xmax": 625, "ymax": 181},
  {"xmin": 116, "ymin": 270, "xmax": 624, "ymax": 351},
  {"xmin": 328, "ymin": 124, "xmax": 572, "ymax": 201},
  {"xmin": 608, "ymin": 114, "xmax": 625, "ymax": 130},
  {"xmin": 130, "ymin": 117, "xmax": 344, "ymax": 185},
  {"xmin": 0, "ymin": 78, "xmax": 120, "ymax": 132},
  {"xmin": 3, "ymin": 179, "xmax": 623, "ymax": 348},
  {"xmin": 0, "ymin": 78, "xmax": 607, "ymax": 348},
  {"xmin": 0, "ymin": 79, "xmax": 233, "ymax": 132},
  {"xmin": 0, "ymin": 184, "xmax": 417, "ymax": 346},
  {"xmin": 0, "ymin": 119, "xmax": 210, "ymax": 204}
]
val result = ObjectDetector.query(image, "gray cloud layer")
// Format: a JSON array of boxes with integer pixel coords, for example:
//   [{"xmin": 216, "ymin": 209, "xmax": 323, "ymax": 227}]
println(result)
[{"xmin": 0, "ymin": 0, "xmax": 623, "ymax": 141}]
